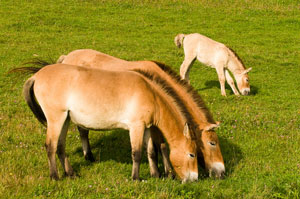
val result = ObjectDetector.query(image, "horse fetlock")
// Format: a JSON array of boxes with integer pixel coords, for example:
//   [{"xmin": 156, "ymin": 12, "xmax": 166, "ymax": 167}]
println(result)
[
  {"xmin": 84, "ymin": 152, "xmax": 95, "ymax": 162},
  {"xmin": 50, "ymin": 172, "xmax": 59, "ymax": 180},
  {"xmin": 150, "ymin": 169, "xmax": 160, "ymax": 178},
  {"xmin": 166, "ymin": 169, "xmax": 175, "ymax": 179}
]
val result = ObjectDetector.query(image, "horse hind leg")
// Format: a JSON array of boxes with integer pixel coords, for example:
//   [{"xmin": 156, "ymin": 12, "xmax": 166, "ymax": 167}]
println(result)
[
  {"xmin": 78, "ymin": 126, "xmax": 95, "ymax": 162},
  {"xmin": 225, "ymin": 70, "xmax": 240, "ymax": 95},
  {"xmin": 56, "ymin": 116, "xmax": 75, "ymax": 177},
  {"xmin": 45, "ymin": 112, "xmax": 72, "ymax": 180}
]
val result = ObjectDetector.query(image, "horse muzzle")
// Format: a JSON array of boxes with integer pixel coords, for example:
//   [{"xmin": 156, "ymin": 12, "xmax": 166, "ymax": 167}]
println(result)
[
  {"xmin": 209, "ymin": 162, "xmax": 225, "ymax": 179},
  {"xmin": 241, "ymin": 88, "xmax": 250, "ymax": 95},
  {"xmin": 182, "ymin": 171, "xmax": 198, "ymax": 183}
]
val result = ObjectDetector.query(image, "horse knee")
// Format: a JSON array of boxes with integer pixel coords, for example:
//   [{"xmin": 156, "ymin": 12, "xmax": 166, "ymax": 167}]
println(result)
[{"xmin": 132, "ymin": 151, "xmax": 142, "ymax": 162}]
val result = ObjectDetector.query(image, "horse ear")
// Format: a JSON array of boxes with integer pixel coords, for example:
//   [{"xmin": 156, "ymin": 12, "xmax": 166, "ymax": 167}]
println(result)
[
  {"xmin": 204, "ymin": 123, "xmax": 220, "ymax": 131},
  {"xmin": 183, "ymin": 123, "xmax": 191, "ymax": 139},
  {"xmin": 243, "ymin": 67, "xmax": 252, "ymax": 75}
]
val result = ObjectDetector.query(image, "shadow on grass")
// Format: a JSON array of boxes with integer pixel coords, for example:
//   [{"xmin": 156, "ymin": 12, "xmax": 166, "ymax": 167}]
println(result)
[
  {"xmin": 219, "ymin": 136, "xmax": 243, "ymax": 178},
  {"xmin": 197, "ymin": 80, "xmax": 259, "ymax": 95},
  {"xmin": 71, "ymin": 129, "xmax": 243, "ymax": 180},
  {"xmin": 71, "ymin": 129, "xmax": 150, "ymax": 173}
]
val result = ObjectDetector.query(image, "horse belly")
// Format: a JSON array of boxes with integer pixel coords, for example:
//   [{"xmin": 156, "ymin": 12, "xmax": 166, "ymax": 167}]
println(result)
[
  {"xmin": 69, "ymin": 110, "xmax": 129, "ymax": 130},
  {"xmin": 67, "ymin": 95, "xmax": 142, "ymax": 131}
]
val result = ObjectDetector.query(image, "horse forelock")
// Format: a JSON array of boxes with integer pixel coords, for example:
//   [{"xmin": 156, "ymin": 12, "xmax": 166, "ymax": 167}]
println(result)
[
  {"xmin": 151, "ymin": 61, "xmax": 215, "ymax": 124},
  {"xmin": 133, "ymin": 69, "xmax": 197, "ymax": 140}
]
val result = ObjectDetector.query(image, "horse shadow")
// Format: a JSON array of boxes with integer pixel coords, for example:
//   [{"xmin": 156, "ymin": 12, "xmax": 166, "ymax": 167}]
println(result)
[
  {"xmin": 197, "ymin": 80, "xmax": 259, "ymax": 95},
  {"xmin": 218, "ymin": 136, "xmax": 243, "ymax": 178},
  {"xmin": 70, "ymin": 129, "xmax": 243, "ymax": 179},
  {"xmin": 70, "ymin": 129, "xmax": 154, "ymax": 173}
]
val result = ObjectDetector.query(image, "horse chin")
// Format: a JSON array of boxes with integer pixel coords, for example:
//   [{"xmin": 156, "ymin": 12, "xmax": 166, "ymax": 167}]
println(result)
[{"xmin": 208, "ymin": 162, "xmax": 225, "ymax": 179}]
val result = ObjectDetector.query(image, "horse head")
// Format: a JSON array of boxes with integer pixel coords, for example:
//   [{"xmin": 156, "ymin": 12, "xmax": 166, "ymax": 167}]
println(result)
[
  {"xmin": 236, "ymin": 67, "xmax": 252, "ymax": 95},
  {"xmin": 196, "ymin": 123, "xmax": 225, "ymax": 179}
]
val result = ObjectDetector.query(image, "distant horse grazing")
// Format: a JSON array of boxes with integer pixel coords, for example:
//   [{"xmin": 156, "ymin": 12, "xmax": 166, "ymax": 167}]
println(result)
[
  {"xmin": 175, "ymin": 33, "xmax": 252, "ymax": 96},
  {"xmin": 58, "ymin": 49, "xmax": 225, "ymax": 179},
  {"xmin": 21, "ymin": 64, "xmax": 198, "ymax": 182}
]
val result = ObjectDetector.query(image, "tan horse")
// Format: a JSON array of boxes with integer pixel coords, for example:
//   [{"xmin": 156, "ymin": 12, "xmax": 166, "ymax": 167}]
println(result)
[
  {"xmin": 21, "ymin": 64, "xmax": 198, "ymax": 182},
  {"xmin": 58, "ymin": 49, "xmax": 225, "ymax": 178},
  {"xmin": 175, "ymin": 33, "xmax": 252, "ymax": 96}
]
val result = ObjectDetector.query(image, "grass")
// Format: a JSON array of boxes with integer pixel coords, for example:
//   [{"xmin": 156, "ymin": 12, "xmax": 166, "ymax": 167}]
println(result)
[{"xmin": 0, "ymin": 0, "xmax": 300, "ymax": 198}]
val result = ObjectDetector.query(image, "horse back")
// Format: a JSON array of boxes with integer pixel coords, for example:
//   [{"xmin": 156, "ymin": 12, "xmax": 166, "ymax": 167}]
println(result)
[{"xmin": 33, "ymin": 64, "xmax": 156, "ymax": 130}]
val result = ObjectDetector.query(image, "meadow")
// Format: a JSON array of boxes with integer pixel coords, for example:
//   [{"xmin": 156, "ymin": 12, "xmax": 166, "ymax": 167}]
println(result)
[{"xmin": 0, "ymin": 0, "xmax": 299, "ymax": 198}]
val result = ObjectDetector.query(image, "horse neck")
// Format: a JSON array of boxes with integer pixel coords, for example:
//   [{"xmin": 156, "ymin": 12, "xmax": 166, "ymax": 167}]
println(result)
[
  {"xmin": 227, "ymin": 50, "xmax": 246, "ymax": 77},
  {"xmin": 151, "ymin": 83, "xmax": 186, "ymax": 148},
  {"xmin": 141, "ymin": 61, "xmax": 215, "ymax": 127}
]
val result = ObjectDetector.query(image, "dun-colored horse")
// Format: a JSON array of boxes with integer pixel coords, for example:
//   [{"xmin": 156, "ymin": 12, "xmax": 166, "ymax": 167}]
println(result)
[
  {"xmin": 21, "ymin": 64, "xmax": 198, "ymax": 182},
  {"xmin": 175, "ymin": 33, "xmax": 252, "ymax": 96},
  {"xmin": 58, "ymin": 49, "xmax": 225, "ymax": 178}
]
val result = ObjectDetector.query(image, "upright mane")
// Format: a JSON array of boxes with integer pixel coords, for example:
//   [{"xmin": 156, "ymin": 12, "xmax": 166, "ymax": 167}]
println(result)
[
  {"xmin": 227, "ymin": 47, "xmax": 246, "ymax": 70},
  {"xmin": 133, "ymin": 69, "xmax": 197, "ymax": 140},
  {"xmin": 151, "ymin": 61, "xmax": 215, "ymax": 124}
]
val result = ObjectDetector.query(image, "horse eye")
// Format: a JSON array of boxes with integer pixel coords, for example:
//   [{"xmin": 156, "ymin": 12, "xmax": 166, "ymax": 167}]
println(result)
[
  {"xmin": 245, "ymin": 79, "xmax": 249, "ymax": 82},
  {"xmin": 209, "ymin": 141, "xmax": 216, "ymax": 146},
  {"xmin": 189, "ymin": 153, "xmax": 195, "ymax": 158}
]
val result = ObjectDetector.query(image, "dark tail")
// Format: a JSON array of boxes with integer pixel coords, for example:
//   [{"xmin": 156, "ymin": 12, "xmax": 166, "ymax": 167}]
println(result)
[
  {"xmin": 9, "ymin": 58, "xmax": 54, "ymax": 125},
  {"xmin": 23, "ymin": 77, "xmax": 47, "ymax": 126},
  {"xmin": 8, "ymin": 58, "xmax": 54, "ymax": 74}
]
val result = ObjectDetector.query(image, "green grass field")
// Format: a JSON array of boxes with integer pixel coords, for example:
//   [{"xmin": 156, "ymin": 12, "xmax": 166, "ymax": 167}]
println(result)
[{"xmin": 1, "ymin": 0, "xmax": 300, "ymax": 198}]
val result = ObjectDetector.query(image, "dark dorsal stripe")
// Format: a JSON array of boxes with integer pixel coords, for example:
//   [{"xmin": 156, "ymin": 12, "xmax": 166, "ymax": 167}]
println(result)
[
  {"xmin": 133, "ymin": 69, "xmax": 197, "ymax": 140},
  {"xmin": 227, "ymin": 47, "xmax": 246, "ymax": 70},
  {"xmin": 151, "ymin": 61, "xmax": 215, "ymax": 124}
]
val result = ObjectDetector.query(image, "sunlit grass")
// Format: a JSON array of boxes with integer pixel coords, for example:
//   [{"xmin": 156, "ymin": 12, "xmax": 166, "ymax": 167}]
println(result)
[{"xmin": 0, "ymin": 0, "xmax": 299, "ymax": 198}]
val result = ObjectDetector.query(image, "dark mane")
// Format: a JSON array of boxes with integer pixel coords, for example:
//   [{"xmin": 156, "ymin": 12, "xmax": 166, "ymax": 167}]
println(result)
[
  {"xmin": 133, "ymin": 69, "xmax": 197, "ymax": 140},
  {"xmin": 227, "ymin": 47, "xmax": 246, "ymax": 69},
  {"xmin": 151, "ymin": 61, "xmax": 215, "ymax": 124}
]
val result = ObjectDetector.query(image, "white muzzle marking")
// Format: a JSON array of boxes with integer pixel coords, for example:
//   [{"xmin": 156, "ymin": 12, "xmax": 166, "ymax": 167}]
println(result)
[
  {"xmin": 210, "ymin": 162, "xmax": 225, "ymax": 178},
  {"xmin": 242, "ymin": 88, "xmax": 250, "ymax": 95},
  {"xmin": 182, "ymin": 171, "xmax": 198, "ymax": 183}
]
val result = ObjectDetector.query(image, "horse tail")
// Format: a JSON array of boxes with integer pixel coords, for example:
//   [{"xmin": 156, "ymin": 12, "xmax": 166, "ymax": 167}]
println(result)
[
  {"xmin": 57, "ymin": 55, "xmax": 66, "ymax": 63},
  {"xmin": 174, "ymin": 34, "xmax": 185, "ymax": 48},
  {"xmin": 8, "ymin": 58, "xmax": 53, "ymax": 74},
  {"xmin": 23, "ymin": 77, "xmax": 47, "ymax": 126}
]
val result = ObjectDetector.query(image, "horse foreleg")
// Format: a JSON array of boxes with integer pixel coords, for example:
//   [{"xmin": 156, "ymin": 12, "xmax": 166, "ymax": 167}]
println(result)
[
  {"xmin": 225, "ymin": 70, "xmax": 240, "ymax": 95},
  {"xmin": 150, "ymin": 126, "xmax": 174, "ymax": 178},
  {"xmin": 144, "ymin": 128, "xmax": 160, "ymax": 178},
  {"xmin": 216, "ymin": 66, "xmax": 226, "ymax": 96},
  {"xmin": 180, "ymin": 55, "xmax": 195, "ymax": 83},
  {"xmin": 129, "ymin": 124, "xmax": 145, "ymax": 180},
  {"xmin": 57, "ymin": 117, "xmax": 74, "ymax": 177},
  {"xmin": 78, "ymin": 126, "xmax": 95, "ymax": 162}
]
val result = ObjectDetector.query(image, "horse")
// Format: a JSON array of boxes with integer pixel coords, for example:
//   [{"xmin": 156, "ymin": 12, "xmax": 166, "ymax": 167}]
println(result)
[
  {"xmin": 20, "ymin": 63, "xmax": 199, "ymax": 182},
  {"xmin": 175, "ymin": 33, "xmax": 252, "ymax": 96},
  {"xmin": 58, "ymin": 49, "xmax": 225, "ymax": 178}
]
